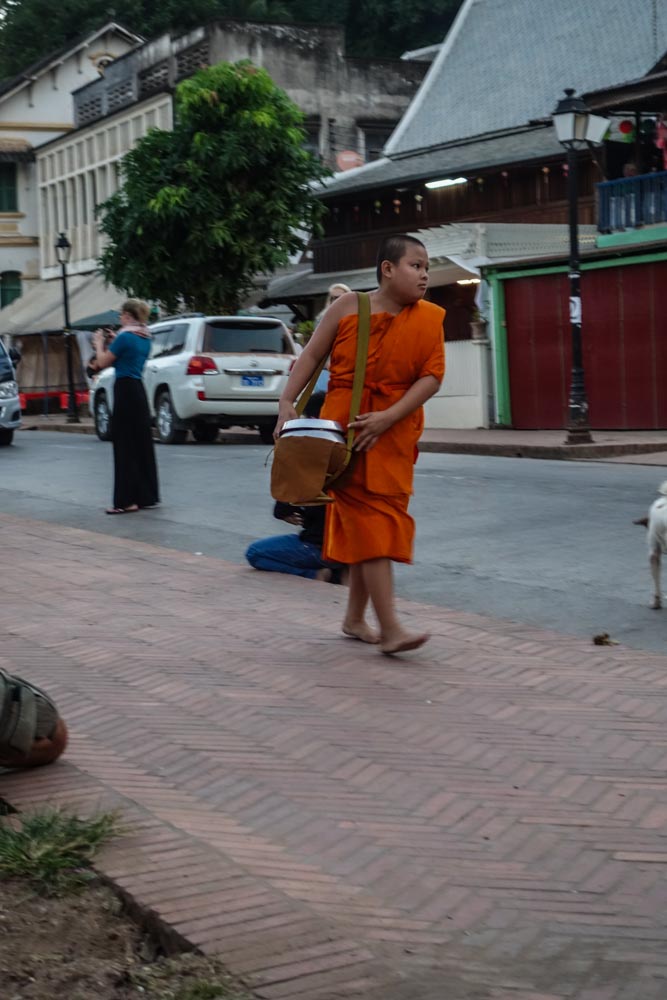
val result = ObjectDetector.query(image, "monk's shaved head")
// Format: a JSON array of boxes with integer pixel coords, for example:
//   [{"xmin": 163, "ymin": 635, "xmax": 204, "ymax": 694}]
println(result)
[{"xmin": 376, "ymin": 234, "xmax": 426, "ymax": 284}]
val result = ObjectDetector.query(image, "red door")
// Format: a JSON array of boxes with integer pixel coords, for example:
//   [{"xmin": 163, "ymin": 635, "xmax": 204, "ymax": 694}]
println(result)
[{"xmin": 505, "ymin": 260, "xmax": 667, "ymax": 429}]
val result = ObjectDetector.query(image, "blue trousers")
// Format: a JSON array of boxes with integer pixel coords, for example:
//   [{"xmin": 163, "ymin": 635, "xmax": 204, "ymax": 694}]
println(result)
[{"xmin": 246, "ymin": 533, "xmax": 328, "ymax": 579}]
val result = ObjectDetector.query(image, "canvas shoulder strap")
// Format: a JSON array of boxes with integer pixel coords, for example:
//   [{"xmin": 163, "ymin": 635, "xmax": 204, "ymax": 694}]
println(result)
[
  {"xmin": 296, "ymin": 291, "xmax": 371, "ymax": 433},
  {"xmin": 345, "ymin": 291, "xmax": 370, "ymax": 458}
]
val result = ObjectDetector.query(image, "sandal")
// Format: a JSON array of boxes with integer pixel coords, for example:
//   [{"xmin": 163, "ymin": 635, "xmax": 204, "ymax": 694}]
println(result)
[{"xmin": 106, "ymin": 505, "xmax": 139, "ymax": 515}]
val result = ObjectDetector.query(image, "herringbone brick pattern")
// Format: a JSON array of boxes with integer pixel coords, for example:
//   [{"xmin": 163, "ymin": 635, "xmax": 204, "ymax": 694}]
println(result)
[{"xmin": 2, "ymin": 511, "xmax": 667, "ymax": 999}]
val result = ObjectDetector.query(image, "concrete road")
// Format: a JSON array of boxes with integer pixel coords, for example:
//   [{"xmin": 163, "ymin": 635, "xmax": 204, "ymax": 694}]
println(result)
[{"xmin": 3, "ymin": 429, "xmax": 667, "ymax": 653}]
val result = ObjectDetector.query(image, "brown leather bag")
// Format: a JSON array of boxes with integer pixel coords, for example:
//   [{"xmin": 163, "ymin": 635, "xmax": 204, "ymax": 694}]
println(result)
[
  {"xmin": 270, "ymin": 435, "xmax": 350, "ymax": 506},
  {"xmin": 271, "ymin": 292, "xmax": 370, "ymax": 506}
]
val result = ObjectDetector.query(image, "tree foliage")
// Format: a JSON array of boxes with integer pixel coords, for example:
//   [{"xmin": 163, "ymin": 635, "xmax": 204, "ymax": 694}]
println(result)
[
  {"xmin": 0, "ymin": 0, "xmax": 463, "ymax": 79},
  {"xmin": 97, "ymin": 62, "xmax": 327, "ymax": 313},
  {"xmin": 345, "ymin": 0, "xmax": 463, "ymax": 59}
]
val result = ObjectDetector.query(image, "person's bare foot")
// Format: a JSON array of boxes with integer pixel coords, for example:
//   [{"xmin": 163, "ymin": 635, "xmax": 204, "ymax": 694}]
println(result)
[
  {"xmin": 380, "ymin": 630, "xmax": 430, "ymax": 655},
  {"xmin": 343, "ymin": 620, "xmax": 380, "ymax": 644},
  {"xmin": 315, "ymin": 567, "xmax": 333, "ymax": 582}
]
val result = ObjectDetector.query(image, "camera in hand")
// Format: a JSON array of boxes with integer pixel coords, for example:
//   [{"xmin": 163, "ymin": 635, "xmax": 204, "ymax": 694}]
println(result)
[{"xmin": 86, "ymin": 326, "xmax": 116, "ymax": 379}]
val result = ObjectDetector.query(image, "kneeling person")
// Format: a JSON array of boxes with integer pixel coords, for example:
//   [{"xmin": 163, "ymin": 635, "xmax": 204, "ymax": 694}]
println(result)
[{"xmin": 246, "ymin": 501, "xmax": 344, "ymax": 583}]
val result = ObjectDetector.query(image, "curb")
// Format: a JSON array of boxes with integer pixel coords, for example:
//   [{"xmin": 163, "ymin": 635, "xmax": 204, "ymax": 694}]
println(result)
[
  {"xmin": 21, "ymin": 422, "xmax": 98, "ymax": 436},
  {"xmin": 19, "ymin": 421, "xmax": 667, "ymax": 461},
  {"xmin": 417, "ymin": 439, "xmax": 667, "ymax": 460},
  {"xmin": 19, "ymin": 423, "xmax": 258, "ymax": 445}
]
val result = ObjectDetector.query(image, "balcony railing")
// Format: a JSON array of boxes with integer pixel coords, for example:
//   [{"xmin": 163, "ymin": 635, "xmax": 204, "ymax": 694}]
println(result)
[{"xmin": 597, "ymin": 170, "xmax": 667, "ymax": 233}]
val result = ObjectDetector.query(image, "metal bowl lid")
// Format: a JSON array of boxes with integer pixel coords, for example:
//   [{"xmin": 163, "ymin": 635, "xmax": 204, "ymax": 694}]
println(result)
[{"xmin": 281, "ymin": 418, "xmax": 344, "ymax": 434}]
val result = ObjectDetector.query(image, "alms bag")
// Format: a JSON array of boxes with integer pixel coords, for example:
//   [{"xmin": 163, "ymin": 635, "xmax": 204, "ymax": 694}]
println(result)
[{"xmin": 270, "ymin": 291, "xmax": 370, "ymax": 506}]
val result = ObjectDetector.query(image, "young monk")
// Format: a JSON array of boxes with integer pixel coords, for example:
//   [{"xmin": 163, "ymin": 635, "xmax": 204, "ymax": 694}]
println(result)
[{"xmin": 275, "ymin": 234, "xmax": 445, "ymax": 655}]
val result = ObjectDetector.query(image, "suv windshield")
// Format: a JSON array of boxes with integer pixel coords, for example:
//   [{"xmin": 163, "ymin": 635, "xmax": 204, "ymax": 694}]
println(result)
[{"xmin": 203, "ymin": 322, "xmax": 290, "ymax": 354}]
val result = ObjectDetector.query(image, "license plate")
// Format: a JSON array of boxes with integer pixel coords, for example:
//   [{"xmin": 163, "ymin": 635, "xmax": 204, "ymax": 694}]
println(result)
[{"xmin": 241, "ymin": 374, "xmax": 264, "ymax": 387}]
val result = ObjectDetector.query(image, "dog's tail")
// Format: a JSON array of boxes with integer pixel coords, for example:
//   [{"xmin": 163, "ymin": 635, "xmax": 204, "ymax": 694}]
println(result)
[
  {"xmin": 659, "ymin": 481, "xmax": 667, "ymax": 496},
  {"xmin": 634, "ymin": 516, "xmax": 649, "ymax": 528}
]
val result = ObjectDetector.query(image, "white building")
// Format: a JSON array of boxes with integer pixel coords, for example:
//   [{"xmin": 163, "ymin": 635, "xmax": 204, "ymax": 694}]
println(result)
[
  {"xmin": 38, "ymin": 94, "xmax": 172, "ymax": 279},
  {"xmin": 0, "ymin": 23, "xmax": 142, "ymax": 307}
]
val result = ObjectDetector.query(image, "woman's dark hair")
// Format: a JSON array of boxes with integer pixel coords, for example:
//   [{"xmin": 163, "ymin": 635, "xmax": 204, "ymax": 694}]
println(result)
[{"xmin": 376, "ymin": 235, "xmax": 426, "ymax": 283}]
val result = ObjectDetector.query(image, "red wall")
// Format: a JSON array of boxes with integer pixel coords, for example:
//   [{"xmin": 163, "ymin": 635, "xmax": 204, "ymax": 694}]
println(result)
[{"xmin": 505, "ymin": 260, "xmax": 667, "ymax": 429}]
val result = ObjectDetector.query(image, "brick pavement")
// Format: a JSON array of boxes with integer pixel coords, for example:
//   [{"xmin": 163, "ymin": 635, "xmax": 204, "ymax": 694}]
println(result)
[{"xmin": 2, "ymin": 511, "xmax": 667, "ymax": 999}]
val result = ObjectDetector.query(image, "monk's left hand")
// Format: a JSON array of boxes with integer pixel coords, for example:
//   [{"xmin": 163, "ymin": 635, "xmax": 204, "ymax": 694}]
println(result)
[{"xmin": 349, "ymin": 410, "xmax": 394, "ymax": 451}]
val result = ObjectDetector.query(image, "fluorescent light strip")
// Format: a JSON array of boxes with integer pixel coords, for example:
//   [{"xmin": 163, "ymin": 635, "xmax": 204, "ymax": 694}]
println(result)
[{"xmin": 424, "ymin": 176, "xmax": 467, "ymax": 190}]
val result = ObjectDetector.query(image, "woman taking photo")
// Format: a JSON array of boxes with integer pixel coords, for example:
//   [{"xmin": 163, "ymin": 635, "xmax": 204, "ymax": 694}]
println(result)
[{"xmin": 92, "ymin": 298, "xmax": 160, "ymax": 514}]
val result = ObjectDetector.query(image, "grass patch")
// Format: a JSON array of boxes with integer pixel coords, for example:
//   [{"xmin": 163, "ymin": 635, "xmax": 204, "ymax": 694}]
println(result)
[
  {"xmin": 0, "ymin": 807, "xmax": 122, "ymax": 895},
  {"xmin": 128, "ymin": 954, "xmax": 253, "ymax": 999}
]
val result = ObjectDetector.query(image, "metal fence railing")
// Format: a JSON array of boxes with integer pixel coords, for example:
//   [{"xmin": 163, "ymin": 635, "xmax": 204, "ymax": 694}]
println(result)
[{"xmin": 597, "ymin": 170, "xmax": 667, "ymax": 232}]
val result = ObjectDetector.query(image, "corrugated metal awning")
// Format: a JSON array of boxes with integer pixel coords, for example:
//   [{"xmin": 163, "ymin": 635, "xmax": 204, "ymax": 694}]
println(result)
[
  {"xmin": 0, "ymin": 273, "xmax": 123, "ymax": 336},
  {"xmin": 0, "ymin": 138, "xmax": 34, "ymax": 162},
  {"xmin": 265, "ymin": 259, "xmax": 479, "ymax": 303}
]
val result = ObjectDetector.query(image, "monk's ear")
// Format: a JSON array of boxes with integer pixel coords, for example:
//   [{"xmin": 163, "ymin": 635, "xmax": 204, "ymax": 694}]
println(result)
[{"xmin": 380, "ymin": 259, "xmax": 394, "ymax": 282}]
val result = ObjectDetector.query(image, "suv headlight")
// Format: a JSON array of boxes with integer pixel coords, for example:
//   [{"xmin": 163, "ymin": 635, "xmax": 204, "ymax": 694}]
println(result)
[{"xmin": 0, "ymin": 380, "xmax": 17, "ymax": 399}]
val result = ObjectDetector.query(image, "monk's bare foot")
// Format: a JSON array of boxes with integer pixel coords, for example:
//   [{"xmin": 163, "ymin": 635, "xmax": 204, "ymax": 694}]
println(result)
[
  {"xmin": 343, "ymin": 620, "xmax": 380, "ymax": 644},
  {"xmin": 380, "ymin": 630, "xmax": 430, "ymax": 655},
  {"xmin": 315, "ymin": 567, "xmax": 333, "ymax": 582}
]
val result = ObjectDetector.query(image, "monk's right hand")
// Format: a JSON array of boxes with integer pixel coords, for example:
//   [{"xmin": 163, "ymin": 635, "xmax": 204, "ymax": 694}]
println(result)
[{"xmin": 274, "ymin": 401, "xmax": 298, "ymax": 439}]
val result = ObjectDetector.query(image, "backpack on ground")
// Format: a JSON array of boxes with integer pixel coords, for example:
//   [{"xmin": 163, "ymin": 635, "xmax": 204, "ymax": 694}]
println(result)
[{"xmin": 0, "ymin": 669, "xmax": 63, "ymax": 763}]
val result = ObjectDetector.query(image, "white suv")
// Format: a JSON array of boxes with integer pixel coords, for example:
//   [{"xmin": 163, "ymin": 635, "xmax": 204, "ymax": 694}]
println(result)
[
  {"xmin": 90, "ymin": 314, "xmax": 298, "ymax": 444},
  {"xmin": 0, "ymin": 339, "xmax": 21, "ymax": 446}
]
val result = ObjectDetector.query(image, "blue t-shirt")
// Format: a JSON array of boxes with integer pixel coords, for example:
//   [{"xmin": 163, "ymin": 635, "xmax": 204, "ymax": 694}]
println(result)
[{"xmin": 111, "ymin": 330, "xmax": 151, "ymax": 379}]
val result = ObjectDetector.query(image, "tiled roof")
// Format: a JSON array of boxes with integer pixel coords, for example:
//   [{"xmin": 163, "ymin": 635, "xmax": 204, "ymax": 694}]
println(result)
[
  {"xmin": 320, "ymin": 126, "xmax": 562, "ymax": 198},
  {"xmin": 386, "ymin": 0, "xmax": 667, "ymax": 157}
]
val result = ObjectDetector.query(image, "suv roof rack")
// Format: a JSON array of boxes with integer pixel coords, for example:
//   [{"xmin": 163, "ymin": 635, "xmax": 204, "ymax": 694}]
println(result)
[{"xmin": 152, "ymin": 312, "xmax": 206, "ymax": 323}]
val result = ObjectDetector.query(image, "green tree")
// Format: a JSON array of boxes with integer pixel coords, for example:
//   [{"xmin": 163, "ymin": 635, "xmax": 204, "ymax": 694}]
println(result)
[
  {"xmin": 97, "ymin": 61, "xmax": 327, "ymax": 313},
  {"xmin": 0, "ymin": 0, "xmax": 293, "ymax": 78},
  {"xmin": 346, "ymin": 0, "xmax": 462, "ymax": 58}
]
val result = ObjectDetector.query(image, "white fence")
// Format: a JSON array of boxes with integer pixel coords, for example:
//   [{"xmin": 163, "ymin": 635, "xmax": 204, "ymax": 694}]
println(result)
[{"xmin": 424, "ymin": 338, "xmax": 491, "ymax": 429}]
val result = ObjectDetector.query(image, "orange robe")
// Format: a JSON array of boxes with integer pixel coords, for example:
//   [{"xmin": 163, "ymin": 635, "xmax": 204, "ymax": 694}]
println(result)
[{"xmin": 320, "ymin": 300, "xmax": 445, "ymax": 565}]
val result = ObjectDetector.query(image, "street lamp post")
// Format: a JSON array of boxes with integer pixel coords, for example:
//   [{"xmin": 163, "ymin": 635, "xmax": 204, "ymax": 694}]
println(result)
[
  {"xmin": 54, "ymin": 232, "xmax": 79, "ymax": 424},
  {"xmin": 552, "ymin": 89, "xmax": 608, "ymax": 445}
]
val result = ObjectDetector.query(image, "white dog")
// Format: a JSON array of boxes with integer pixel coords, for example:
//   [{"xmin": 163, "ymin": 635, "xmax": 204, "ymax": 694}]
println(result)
[{"xmin": 636, "ymin": 482, "xmax": 667, "ymax": 609}]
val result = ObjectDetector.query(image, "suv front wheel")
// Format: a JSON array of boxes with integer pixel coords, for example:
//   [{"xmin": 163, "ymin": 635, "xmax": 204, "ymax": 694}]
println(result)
[{"xmin": 156, "ymin": 390, "xmax": 187, "ymax": 444}]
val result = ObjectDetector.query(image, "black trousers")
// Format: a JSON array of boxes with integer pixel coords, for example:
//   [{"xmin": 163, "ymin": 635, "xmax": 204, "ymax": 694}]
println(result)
[{"xmin": 111, "ymin": 377, "xmax": 160, "ymax": 509}]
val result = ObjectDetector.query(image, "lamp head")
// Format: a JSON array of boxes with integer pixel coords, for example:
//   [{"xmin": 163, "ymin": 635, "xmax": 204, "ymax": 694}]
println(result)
[
  {"xmin": 552, "ymin": 88, "xmax": 608, "ymax": 149},
  {"xmin": 55, "ymin": 231, "xmax": 72, "ymax": 265}
]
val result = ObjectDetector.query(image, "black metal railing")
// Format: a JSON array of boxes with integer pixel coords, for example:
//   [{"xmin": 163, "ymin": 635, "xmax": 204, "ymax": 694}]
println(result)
[{"xmin": 597, "ymin": 170, "xmax": 667, "ymax": 233}]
